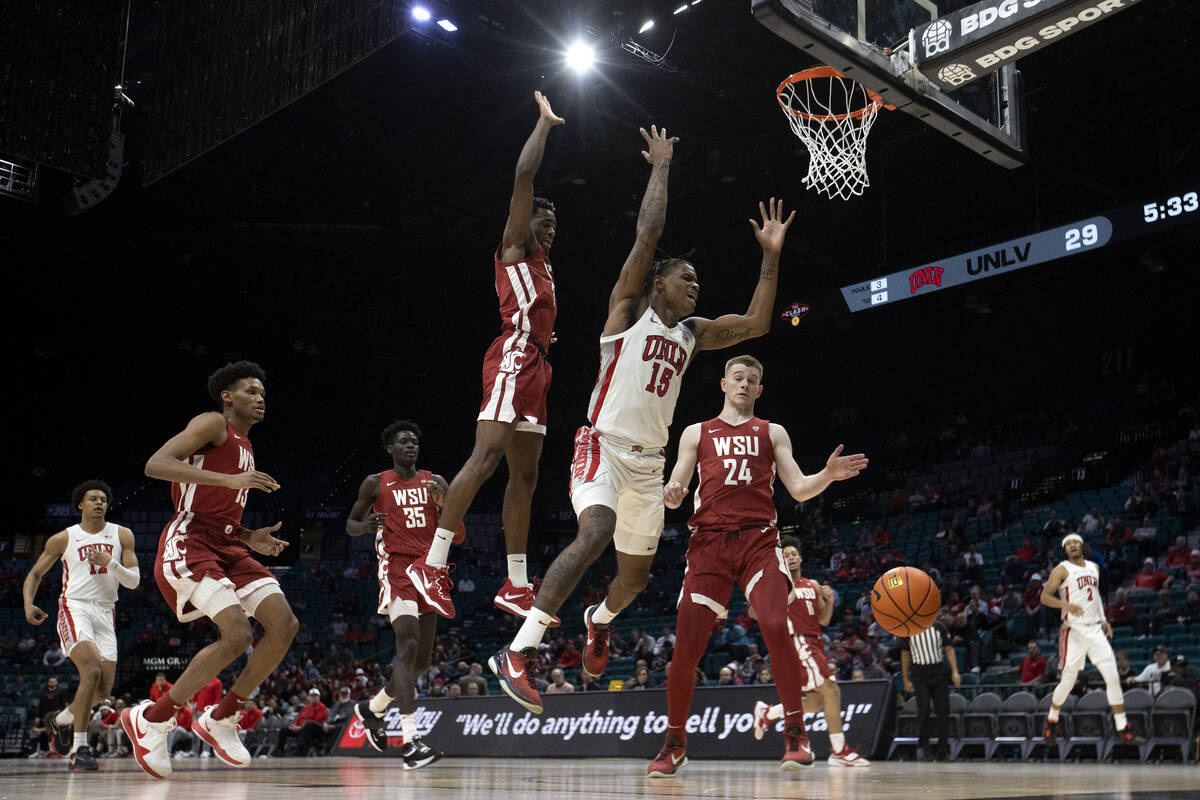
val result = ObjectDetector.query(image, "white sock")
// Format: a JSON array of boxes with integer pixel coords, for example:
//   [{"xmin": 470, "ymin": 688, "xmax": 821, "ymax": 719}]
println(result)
[
  {"xmin": 368, "ymin": 689, "xmax": 393, "ymax": 715},
  {"xmin": 830, "ymin": 732, "xmax": 845, "ymax": 752},
  {"xmin": 70, "ymin": 732, "xmax": 87, "ymax": 754},
  {"xmin": 427, "ymin": 529, "xmax": 454, "ymax": 568},
  {"xmin": 590, "ymin": 598, "xmax": 618, "ymax": 625},
  {"xmin": 767, "ymin": 703, "xmax": 784, "ymax": 721},
  {"xmin": 1114, "ymin": 711, "xmax": 1127, "ymax": 729},
  {"xmin": 511, "ymin": 609, "xmax": 556, "ymax": 651},
  {"xmin": 401, "ymin": 714, "xmax": 418, "ymax": 742},
  {"xmin": 507, "ymin": 554, "xmax": 528, "ymax": 588},
  {"xmin": 55, "ymin": 708, "xmax": 74, "ymax": 726},
  {"xmin": 1047, "ymin": 707, "xmax": 1060, "ymax": 723}
]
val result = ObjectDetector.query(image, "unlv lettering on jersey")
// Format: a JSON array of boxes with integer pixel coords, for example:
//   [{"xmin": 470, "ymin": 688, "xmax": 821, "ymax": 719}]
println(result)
[
  {"xmin": 641, "ymin": 335, "xmax": 687, "ymax": 372},
  {"xmin": 1076, "ymin": 574, "xmax": 1098, "ymax": 590},
  {"xmin": 392, "ymin": 487, "xmax": 429, "ymax": 506},
  {"xmin": 713, "ymin": 436, "xmax": 760, "ymax": 458},
  {"xmin": 77, "ymin": 542, "xmax": 114, "ymax": 573}
]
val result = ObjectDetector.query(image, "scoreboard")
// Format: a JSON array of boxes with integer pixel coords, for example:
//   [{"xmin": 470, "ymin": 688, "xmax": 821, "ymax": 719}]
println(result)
[{"xmin": 840, "ymin": 187, "xmax": 1199, "ymax": 312}]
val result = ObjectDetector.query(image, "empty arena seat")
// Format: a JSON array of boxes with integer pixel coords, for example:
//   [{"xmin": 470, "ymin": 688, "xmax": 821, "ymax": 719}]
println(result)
[
  {"xmin": 1062, "ymin": 690, "xmax": 1111, "ymax": 762},
  {"xmin": 954, "ymin": 692, "xmax": 1000, "ymax": 760},
  {"xmin": 1149, "ymin": 687, "xmax": 1196, "ymax": 762},
  {"xmin": 994, "ymin": 690, "xmax": 1038, "ymax": 760}
]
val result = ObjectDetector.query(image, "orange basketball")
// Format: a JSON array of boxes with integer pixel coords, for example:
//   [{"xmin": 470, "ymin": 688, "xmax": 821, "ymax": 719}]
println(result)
[{"xmin": 870, "ymin": 566, "xmax": 940, "ymax": 637}]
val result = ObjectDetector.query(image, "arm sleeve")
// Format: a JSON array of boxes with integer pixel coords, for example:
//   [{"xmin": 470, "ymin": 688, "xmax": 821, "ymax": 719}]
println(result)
[{"xmin": 108, "ymin": 560, "xmax": 140, "ymax": 589}]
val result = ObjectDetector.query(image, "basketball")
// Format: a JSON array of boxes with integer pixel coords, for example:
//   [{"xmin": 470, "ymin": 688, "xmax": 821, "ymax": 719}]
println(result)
[{"xmin": 871, "ymin": 566, "xmax": 940, "ymax": 637}]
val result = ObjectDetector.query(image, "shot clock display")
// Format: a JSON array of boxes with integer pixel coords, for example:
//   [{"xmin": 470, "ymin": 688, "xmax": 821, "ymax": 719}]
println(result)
[{"xmin": 841, "ymin": 185, "xmax": 1199, "ymax": 312}]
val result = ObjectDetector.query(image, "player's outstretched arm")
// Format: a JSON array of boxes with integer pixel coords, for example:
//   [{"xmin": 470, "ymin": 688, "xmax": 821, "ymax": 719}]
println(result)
[
  {"xmin": 604, "ymin": 125, "xmax": 679, "ymax": 336},
  {"xmin": 500, "ymin": 91, "xmax": 564, "ymax": 261},
  {"xmin": 687, "ymin": 198, "xmax": 796, "ymax": 351},
  {"xmin": 772, "ymin": 424, "xmax": 867, "ymax": 502},
  {"xmin": 346, "ymin": 473, "xmax": 384, "ymax": 537},
  {"xmin": 22, "ymin": 531, "xmax": 68, "ymax": 624},
  {"xmin": 145, "ymin": 411, "xmax": 280, "ymax": 492},
  {"xmin": 663, "ymin": 423, "xmax": 701, "ymax": 509}
]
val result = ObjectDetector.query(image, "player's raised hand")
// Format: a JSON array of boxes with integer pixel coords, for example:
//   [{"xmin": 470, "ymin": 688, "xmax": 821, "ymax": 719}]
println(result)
[
  {"xmin": 225, "ymin": 470, "xmax": 280, "ymax": 493},
  {"xmin": 825, "ymin": 444, "xmax": 868, "ymax": 481},
  {"xmin": 534, "ymin": 90, "xmax": 565, "ymax": 126},
  {"xmin": 245, "ymin": 522, "xmax": 288, "ymax": 557},
  {"xmin": 25, "ymin": 604, "xmax": 47, "ymax": 625},
  {"xmin": 749, "ymin": 197, "xmax": 796, "ymax": 254},
  {"xmin": 424, "ymin": 479, "xmax": 448, "ymax": 508},
  {"xmin": 86, "ymin": 549, "xmax": 113, "ymax": 568},
  {"xmin": 640, "ymin": 125, "xmax": 679, "ymax": 166},
  {"xmin": 663, "ymin": 480, "xmax": 688, "ymax": 509}
]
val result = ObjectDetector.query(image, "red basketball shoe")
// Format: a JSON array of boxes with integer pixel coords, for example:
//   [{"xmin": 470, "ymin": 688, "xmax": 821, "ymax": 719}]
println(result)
[
  {"xmin": 752, "ymin": 700, "xmax": 773, "ymax": 740},
  {"xmin": 405, "ymin": 556, "xmax": 455, "ymax": 618},
  {"xmin": 647, "ymin": 734, "xmax": 687, "ymax": 778},
  {"xmin": 780, "ymin": 724, "xmax": 814, "ymax": 770},
  {"xmin": 828, "ymin": 745, "xmax": 870, "ymax": 766},
  {"xmin": 582, "ymin": 604, "xmax": 610, "ymax": 677},
  {"xmin": 489, "ymin": 648, "xmax": 543, "ymax": 714},
  {"xmin": 492, "ymin": 578, "xmax": 560, "ymax": 627}
]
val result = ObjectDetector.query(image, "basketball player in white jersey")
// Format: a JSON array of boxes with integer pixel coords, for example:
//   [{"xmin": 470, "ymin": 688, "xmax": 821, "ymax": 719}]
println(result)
[
  {"xmin": 491, "ymin": 123, "xmax": 798, "ymax": 713},
  {"xmin": 1040, "ymin": 533, "xmax": 1145, "ymax": 746},
  {"xmin": 22, "ymin": 480, "xmax": 139, "ymax": 771}
]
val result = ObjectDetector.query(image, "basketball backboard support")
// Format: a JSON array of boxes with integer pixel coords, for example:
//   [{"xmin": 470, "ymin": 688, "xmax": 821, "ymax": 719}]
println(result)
[{"xmin": 752, "ymin": 0, "xmax": 1026, "ymax": 168}]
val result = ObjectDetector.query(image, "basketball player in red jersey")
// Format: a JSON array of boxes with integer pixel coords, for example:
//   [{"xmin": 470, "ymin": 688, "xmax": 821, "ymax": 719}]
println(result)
[
  {"xmin": 646, "ymin": 356, "xmax": 867, "ymax": 776},
  {"xmin": 407, "ymin": 90, "xmax": 564, "ymax": 623},
  {"xmin": 490, "ymin": 126, "xmax": 801, "ymax": 716},
  {"xmin": 122, "ymin": 361, "xmax": 298, "ymax": 779},
  {"xmin": 23, "ymin": 479, "xmax": 139, "ymax": 771},
  {"xmin": 750, "ymin": 536, "xmax": 870, "ymax": 766},
  {"xmin": 346, "ymin": 419, "xmax": 464, "ymax": 769}
]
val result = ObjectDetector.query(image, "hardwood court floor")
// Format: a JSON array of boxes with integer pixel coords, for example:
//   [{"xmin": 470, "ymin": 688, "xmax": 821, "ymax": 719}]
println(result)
[{"xmin": 2, "ymin": 757, "xmax": 1198, "ymax": 800}]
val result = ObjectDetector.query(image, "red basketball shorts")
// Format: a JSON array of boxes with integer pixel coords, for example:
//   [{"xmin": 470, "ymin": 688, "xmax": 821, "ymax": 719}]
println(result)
[
  {"xmin": 377, "ymin": 552, "xmax": 437, "ymax": 620},
  {"xmin": 677, "ymin": 526, "xmax": 790, "ymax": 617},
  {"xmin": 477, "ymin": 330, "xmax": 552, "ymax": 435}
]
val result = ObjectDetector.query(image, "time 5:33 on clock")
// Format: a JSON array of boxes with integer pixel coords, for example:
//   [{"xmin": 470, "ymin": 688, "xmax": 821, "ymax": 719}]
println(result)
[{"xmin": 1143, "ymin": 191, "xmax": 1198, "ymax": 222}]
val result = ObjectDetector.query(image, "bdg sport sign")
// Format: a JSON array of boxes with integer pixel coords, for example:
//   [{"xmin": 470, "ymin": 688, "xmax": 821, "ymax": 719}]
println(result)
[
  {"xmin": 914, "ymin": 0, "xmax": 1145, "ymax": 92},
  {"xmin": 337, "ymin": 680, "xmax": 893, "ymax": 759}
]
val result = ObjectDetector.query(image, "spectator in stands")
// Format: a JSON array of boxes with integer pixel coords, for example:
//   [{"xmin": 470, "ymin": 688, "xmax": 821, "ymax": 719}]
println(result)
[
  {"xmin": 653, "ymin": 626, "xmax": 676, "ymax": 660},
  {"xmin": 873, "ymin": 525, "xmax": 890, "ymax": 547},
  {"xmin": 1165, "ymin": 536, "xmax": 1192, "ymax": 570},
  {"xmin": 42, "ymin": 643, "xmax": 65, "ymax": 668},
  {"xmin": 624, "ymin": 666, "xmax": 652, "ymax": 691},
  {"xmin": 238, "ymin": 698, "xmax": 263, "ymax": 745},
  {"xmin": 545, "ymin": 668, "xmax": 575, "ymax": 694},
  {"xmin": 149, "ymin": 672, "xmax": 172, "ymax": 701},
  {"xmin": 578, "ymin": 672, "xmax": 602, "ymax": 692},
  {"xmin": 99, "ymin": 699, "xmax": 129, "ymax": 757},
  {"xmin": 755, "ymin": 667, "xmax": 773, "ymax": 685},
  {"xmin": 1024, "ymin": 573, "xmax": 1049, "ymax": 635},
  {"xmin": 1131, "ymin": 645, "xmax": 1172, "ymax": 695},
  {"xmin": 1016, "ymin": 535, "xmax": 1037, "ymax": 563},
  {"xmin": 1148, "ymin": 588, "xmax": 1182, "ymax": 635},
  {"xmin": 963, "ymin": 545, "xmax": 984, "ymax": 584},
  {"xmin": 716, "ymin": 666, "xmax": 740, "ymax": 686},
  {"xmin": 1186, "ymin": 551, "xmax": 1200, "ymax": 586},
  {"xmin": 1132, "ymin": 558, "xmax": 1172, "ymax": 593},
  {"xmin": 1184, "ymin": 588, "xmax": 1200, "ymax": 623},
  {"xmin": 859, "ymin": 651, "xmax": 889, "ymax": 680},
  {"xmin": 1106, "ymin": 588, "xmax": 1138, "ymax": 633},
  {"xmin": 1166, "ymin": 655, "xmax": 1199, "ymax": 694},
  {"xmin": 1042, "ymin": 510, "xmax": 1064, "ymax": 539},
  {"xmin": 445, "ymin": 682, "xmax": 460, "ymax": 697},
  {"xmin": 1133, "ymin": 515, "xmax": 1159, "ymax": 560},
  {"xmin": 1081, "ymin": 507, "xmax": 1104, "ymax": 536},
  {"xmin": 276, "ymin": 688, "xmax": 328, "ymax": 756},
  {"xmin": 558, "ymin": 638, "xmax": 581, "ymax": 670},
  {"xmin": 1170, "ymin": 479, "xmax": 1197, "ymax": 531},
  {"xmin": 1004, "ymin": 641, "xmax": 1047, "ymax": 685},
  {"xmin": 1105, "ymin": 516, "xmax": 1132, "ymax": 552},
  {"xmin": 458, "ymin": 663, "xmax": 489, "ymax": 696},
  {"xmin": 947, "ymin": 611, "xmax": 982, "ymax": 673},
  {"xmin": 1116, "ymin": 651, "xmax": 1137, "ymax": 687},
  {"xmin": 166, "ymin": 702, "xmax": 196, "ymax": 757}
]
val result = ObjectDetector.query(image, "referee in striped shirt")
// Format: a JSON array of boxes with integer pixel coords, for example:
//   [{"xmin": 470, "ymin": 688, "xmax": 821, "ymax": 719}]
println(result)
[{"xmin": 900, "ymin": 620, "xmax": 961, "ymax": 761}]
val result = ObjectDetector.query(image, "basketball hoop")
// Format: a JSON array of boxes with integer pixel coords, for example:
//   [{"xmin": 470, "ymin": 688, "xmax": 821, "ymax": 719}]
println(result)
[{"xmin": 775, "ymin": 67, "xmax": 894, "ymax": 201}]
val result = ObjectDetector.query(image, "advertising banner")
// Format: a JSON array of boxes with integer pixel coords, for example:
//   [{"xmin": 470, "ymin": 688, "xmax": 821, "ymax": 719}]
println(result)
[{"xmin": 337, "ymin": 680, "xmax": 892, "ymax": 759}]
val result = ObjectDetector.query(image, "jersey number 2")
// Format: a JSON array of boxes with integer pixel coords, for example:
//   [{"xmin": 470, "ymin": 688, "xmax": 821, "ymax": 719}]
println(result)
[
  {"xmin": 644, "ymin": 363, "xmax": 674, "ymax": 397},
  {"xmin": 723, "ymin": 458, "xmax": 752, "ymax": 485},
  {"xmin": 403, "ymin": 507, "xmax": 426, "ymax": 529}
]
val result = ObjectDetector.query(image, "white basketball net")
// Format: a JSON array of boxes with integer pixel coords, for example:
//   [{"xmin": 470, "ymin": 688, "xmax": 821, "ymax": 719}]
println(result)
[{"xmin": 776, "ymin": 68, "xmax": 886, "ymax": 201}]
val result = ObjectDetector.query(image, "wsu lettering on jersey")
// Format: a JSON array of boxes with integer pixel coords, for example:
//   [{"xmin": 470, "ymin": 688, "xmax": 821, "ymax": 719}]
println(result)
[
  {"xmin": 689, "ymin": 417, "xmax": 776, "ymax": 532},
  {"xmin": 373, "ymin": 469, "xmax": 440, "ymax": 558}
]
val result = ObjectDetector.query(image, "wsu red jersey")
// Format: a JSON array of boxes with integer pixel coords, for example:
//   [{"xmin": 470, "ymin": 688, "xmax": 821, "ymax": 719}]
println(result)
[
  {"xmin": 494, "ymin": 244, "xmax": 556, "ymax": 348},
  {"xmin": 373, "ymin": 468, "xmax": 439, "ymax": 559},
  {"xmin": 171, "ymin": 418, "xmax": 254, "ymax": 531},
  {"xmin": 688, "ymin": 417, "xmax": 776, "ymax": 532},
  {"xmin": 788, "ymin": 576, "xmax": 823, "ymax": 638}
]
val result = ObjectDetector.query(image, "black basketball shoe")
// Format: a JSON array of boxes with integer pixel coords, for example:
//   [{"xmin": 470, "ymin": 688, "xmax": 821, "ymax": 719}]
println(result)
[
  {"xmin": 400, "ymin": 738, "xmax": 443, "ymax": 770},
  {"xmin": 1116, "ymin": 725, "xmax": 1146, "ymax": 746},
  {"xmin": 353, "ymin": 700, "xmax": 388, "ymax": 752},
  {"xmin": 45, "ymin": 712, "xmax": 72, "ymax": 756},
  {"xmin": 1042, "ymin": 718, "xmax": 1058, "ymax": 745},
  {"xmin": 68, "ymin": 746, "xmax": 99, "ymax": 771}
]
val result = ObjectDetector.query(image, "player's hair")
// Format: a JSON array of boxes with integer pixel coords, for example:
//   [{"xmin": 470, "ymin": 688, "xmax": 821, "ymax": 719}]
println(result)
[
  {"xmin": 724, "ymin": 355, "xmax": 764, "ymax": 379},
  {"xmin": 380, "ymin": 419, "xmax": 422, "ymax": 445},
  {"xmin": 644, "ymin": 249, "xmax": 695, "ymax": 296},
  {"xmin": 532, "ymin": 196, "xmax": 556, "ymax": 215},
  {"xmin": 779, "ymin": 535, "xmax": 801, "ymax": 551},
  {"xmin": 71, "ymin": 479, "xmax": 113, "ymax": 509},
  {"xmin": 206, "ymin": 361, "xmax": 266, "ymax": 408}
]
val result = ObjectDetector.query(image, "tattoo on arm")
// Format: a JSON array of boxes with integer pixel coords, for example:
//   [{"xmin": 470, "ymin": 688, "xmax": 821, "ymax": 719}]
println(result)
[
  {"xmin": 713, "ymin": 327, "xmax": 752, "ymax": 345},
  {"xmin": 759, "ymin": 254, "xmax": 779, "ymax": 281}
]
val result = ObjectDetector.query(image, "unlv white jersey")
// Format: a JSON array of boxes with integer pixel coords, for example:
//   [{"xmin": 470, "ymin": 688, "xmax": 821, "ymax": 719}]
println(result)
[
  {"xmin": 61, "ymin": 523, "xmax": 122, "ymax": 605},
  {"xmin": 586, "ymin": 305, "xmax": 697, "ymax": 449},
  {"xmin": 1057, "ymin": 559, "xmax": 1102, "ymax": 626}
]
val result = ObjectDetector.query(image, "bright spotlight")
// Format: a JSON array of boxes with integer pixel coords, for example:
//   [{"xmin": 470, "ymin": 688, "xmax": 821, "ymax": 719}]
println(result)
[
  {"xmin": 638, "ymin": 19, "xmax": 654, "ymax": 34},
  {"xmin": 673, "ymin": 4, "xmax": 688, "ymax": 14},
  {"xmin": 437, "ymin": 18, "xmax": 457, "ymax": 31},
  {"xmin": 411, "ymin": 6, "xmax": 431, "ymax": 22},
  {"xmin": 565, "ymin": 41, "xmax": 595, "ymax": 72}
]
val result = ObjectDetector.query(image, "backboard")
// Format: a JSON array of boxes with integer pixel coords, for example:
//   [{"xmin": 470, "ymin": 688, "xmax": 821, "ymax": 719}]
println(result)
[{"xmin": 752, "ymin": 0, "xmax": 1026, "ymax": 167}]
